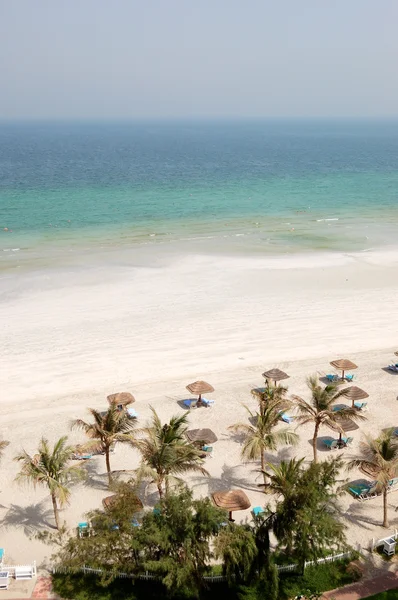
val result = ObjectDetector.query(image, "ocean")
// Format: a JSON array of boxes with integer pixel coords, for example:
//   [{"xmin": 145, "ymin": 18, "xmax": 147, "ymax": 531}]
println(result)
[{"xmin": 1, "ymin": 119, "xmax": 398, "ymax": 272}]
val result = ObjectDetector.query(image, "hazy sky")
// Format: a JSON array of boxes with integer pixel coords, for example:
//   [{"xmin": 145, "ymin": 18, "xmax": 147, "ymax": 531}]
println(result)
[{"xmin": 0, "ymin": 0, "xmax": 397, "ymax": 119}]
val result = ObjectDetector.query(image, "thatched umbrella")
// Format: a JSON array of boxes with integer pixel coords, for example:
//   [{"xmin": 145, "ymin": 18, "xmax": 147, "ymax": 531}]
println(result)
[
  {"xmin": 262, "ymin": 369, "xmax": 289, "ymax": 386},
  {"xmin": 186, "ymin": 429, "xmax": 218, "ymax": 445},
  {"xmin": 212, "ymin": 489, "xmax": 251, "ymax": 521},
  {"xmin": 327, "ymin": 415, "xmax": 360, "ymax": 444},
  {"xmin": 102, "ymin": 494, "xmax": 143, "ymax": 511},
  {"xmin": 107, "ymin": 392, "xmax": 135, "ymax": 409},
  {"xmin": 329, "ymin": 359, "xmax": 358, "ymax": 380},
  {"xmin": 394, "ymin": 351, "xmax": 398, "ymax": 357},
  {"xmin": 186, "ymin": 381, "xmax": 214, "ymax": 403},
  {"xmin": 340, "ymin": 386, "xmax": 369, "ymax": 408}
]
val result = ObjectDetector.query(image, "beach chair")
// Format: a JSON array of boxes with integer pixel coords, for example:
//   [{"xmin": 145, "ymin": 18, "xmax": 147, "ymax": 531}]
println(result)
[
  {"xmin": 354, "ymin": 401, "xmax": 367, "ymax": 411},
  {"xmin": 201, "ymin": 445, "xmax": 213, "ymax": 457},
  {"xmin": 326, "ymin": 374, "xmax": 338, "ymax": 382},
  {"xmin": 345, "ymin": 374, "xmax": 355, "ymax": 382},
  {"xmin": 348, "ymin": 482, "xmax": 378, "ymax": 501},
  {"xmin": 0, "ymin": 549, "xmax": 4, "ymax": 564},
  {"xmin": 388, "ymin": 478, "xmax": 398, "ymax": 490},
  {"xmin": 252, "ymin": 506, "xmax": 265, "ymax": 518},
  {"xmin": 0, "ymin": 572, "xmax": 9, "ymax": 590},
  {"xmin": 342, "ymin": 436, "xmax": 353, "ymax": 447},
  {"xmin": 201, "ymin": 398, "xmax": 214, "ymax": 407},
  {"xmin": 126, "ymin": 407, "xmax": 138, "ymax": 419},
  {"xmin": 280, "ymin": 412, "xmax": 294, "ymax": 424},
  {"xmin": 72, "ymin": 452, "xmax": 92, "ymax": 460},
  {"xmin": 388, "ymin": 365, "xmax": 398, "ymax": 372},
  {"xmin": 153, "ymin": 507, "xmax": 161, "ymax": 516},
  {"xmin": 323, "ymin": 439, "xmax": 339, "ymax": 450},
  {"xmin": 77, "ymin": 522, "xmax": 90, "ymax": 538},
  {"xmin": 183, "ymin": 399, "xmax": 198, "ymax": 409}
]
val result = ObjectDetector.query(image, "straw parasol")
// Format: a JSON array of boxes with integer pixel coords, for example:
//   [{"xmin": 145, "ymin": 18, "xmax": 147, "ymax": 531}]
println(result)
[
  {"xmin": 262, "ymin": 368, "xmax": 289, "ymax": 386},
  {"xmin": 330, "ymin": 359, "xmax": 358, "ymax": 380},
  {"xmin": 212, "ymin": 489, "xmax": 251, "ymax": 521},
  {"xmin": 395, "ymin": 351, "xmax": 398, "ymax": 357},
  {"xmin": 186, "ymin": 429, "xmax": 218, "ymax": 444},
  {"xmin": 340, "ymin": 386, "xmax": 369, "ymax": 408},
  {"xmin": 327, "ymin": 415, "xmax": 360, "ymax": 443},
  {"xmin": 107, "ymin": 392, "xmax": 135, "ymax": 408},
  {"xmin": 102, "ymin": 494, "xmax": 143, "ymax": 510},
  {"xmin": 186, "ymin": 381, "xmax": 214, "ymax": 402}
]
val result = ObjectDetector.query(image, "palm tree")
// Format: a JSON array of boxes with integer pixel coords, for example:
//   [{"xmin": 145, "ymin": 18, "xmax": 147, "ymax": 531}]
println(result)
[
  {"xmin": 293, "ymin": 375, "xmax": 365, "ymax": 463},
  {"xmin": 252, "ymin": 383, "xmax": 289, "ymax": 416},
  {"xmin": 14, "ymin": 436, "xmax": 84, "ymax": 529},
  {"xmin": 349, "ymin": 429, "xmax": 398, "ymax": 528},
  {"xmin": 135, "ymin": 407, "xmax": 209, "ymax": 498},
  {"xmin": 71, "ymin": 404, "xmax": 136, "ymax": 486},
  {"xmin": 229, "ymin": 400, "xmax": 299, "ymax": 486},
  {"xmin": 261, "ymin": 457, "xmax": 304, "ymax": 497}
]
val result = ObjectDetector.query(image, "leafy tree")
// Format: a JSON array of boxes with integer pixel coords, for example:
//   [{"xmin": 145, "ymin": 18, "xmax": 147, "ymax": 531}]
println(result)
[
  {"xmin": 214, "ymin": 523, "xmax": 257, "ymax": 585},
  {"xmin": 137, "ymin": 487, "xmax": 226, "ymax": 596},
  {"xmin": 261, "ymin": 457, "xmax": 304, "ymax": 498},
  {"xmin": 15, "ymin": 436, "xmax": 85, "ymax": 529},
  {"xmin": 71, "ymin": 404, "xmax": 136, "ymax": 486},
  {"xmin": 135, "ymin": 407, "xmax": 208, "ymax": 498},
  {"xmin": 229, "ymin": 401, "xmax": 299, "ymax": 486},
  {"xmin": 273, "ymin": 458, "xmax": 346, "ymax": 573},
  {"xmin": 349, "ymin": 428, "xmax": 398, "ymax": 527},
  {"xmin": 293, "ymin": 375, "xmax": 365, "ymax": 462}
]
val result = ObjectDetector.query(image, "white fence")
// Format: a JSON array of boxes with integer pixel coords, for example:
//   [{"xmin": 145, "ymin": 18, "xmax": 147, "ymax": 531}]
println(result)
[{"xmin": 52, "ymin": 551, "xmax": 353, "ymax": 582}]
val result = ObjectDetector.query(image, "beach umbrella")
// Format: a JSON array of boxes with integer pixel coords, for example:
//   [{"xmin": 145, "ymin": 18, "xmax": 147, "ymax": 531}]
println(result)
[
  {"xmin": 212, "ymin": 489, "xmax": 251, "ymax": 522},
  {"xmin": 394, "ymin": 351, "xmax": 398, "ymax": 357},
  {"xmin": 186, "ymin": 429, "xmax": 218, "ymax": 444},
  {"xmin": 327, "ymin": 415, "xmax": 360, "ymax": 443},
  {"xmin": 340, "ymin": 386, "xmax": 369, "ymax": 408},
  {"xmin": 329, "ymin": 359, "xmax": 358, "ymax": 380},
  {"xmin": 262, "ymin": 368, "xmax": 290, "ymax": 386},
  {"xmin": 186, "ymin": 381, "xmax": 214, "ymax": 402},
  {"xmin": 102, "ymin": 494, "xmax": 143, "ymax": 510},
  {"xmin": 107, "ymin": 392, "xmax": 135, "ymax": 409}
]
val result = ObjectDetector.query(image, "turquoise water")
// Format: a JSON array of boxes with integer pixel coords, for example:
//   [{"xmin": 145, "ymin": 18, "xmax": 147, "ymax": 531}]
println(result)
[{"xmin": 1, "ymin": 120, "xmax": 398, "ymax": 270}]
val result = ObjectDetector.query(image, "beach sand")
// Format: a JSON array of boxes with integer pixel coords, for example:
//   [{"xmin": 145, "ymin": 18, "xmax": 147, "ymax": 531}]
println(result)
[{"xmin": 1, "ymin": 247, "xmax": 398, "ymax": 567}]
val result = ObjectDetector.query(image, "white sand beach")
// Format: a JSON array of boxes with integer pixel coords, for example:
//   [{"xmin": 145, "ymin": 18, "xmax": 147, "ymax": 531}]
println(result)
[{"xmin": 1, "ymin": 246, "xmax": 398, "ymax": 567}]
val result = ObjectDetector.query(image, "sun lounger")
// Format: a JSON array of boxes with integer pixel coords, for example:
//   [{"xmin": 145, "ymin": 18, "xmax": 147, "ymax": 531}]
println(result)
[
  {"xmin": 345, "ymin": 374, "xmax": 355, "ymax": 382},
  {"xmin": 252, "ymin": 506, "xmax": 265, "ymax": 518},
  {"xmin": 72, "ymin": 453, "xmax": 92, "ymax": 460},
  {"xmin": 388, "ymin": 478, "xmax": 398, "ymax": 489},
  {"xmin": 201, "ymin": 398, "xmax": 214, "ymax": 407},
  {"xmin": 326, "ymin": 374, "xmax": 339, "ymax": 382},
  {"xmin": 348, "ymin": 482, "xmax": 378, "ymax": 501},
  {"xmin": 323, "ymin": 439, "xmax": 339, "ymax": 450},
  {"xmin": 126, "ymin": 407, "xmax": 138, "ymax": 419},
  {"xmin": 0, "ymin": 549, "xmax": 4, "ymax": 563},
  {"xmin": 354, "ymin": 401, "xmax": 367, "ymax": 411},
  {"xmin": 0, "ymin": 572, "xmax": 9, "ymax": 590},
  {"xmin": 15, "ymin": 566, "xmax": 35, "ymax": 580},
  {"xmin": 342, "ymin": 436, "xmax": 353, "ymax": 447},
  {"xmin": 388, "ymin": 365, "xmax": 398, "ymax": 372},
  {"xmin": 201, "ymin": 445, "xmax": 213, "ymax": 458},
  {"xmin": 77, "ymin": 522, "xmax": 90, "ymax": 537},
  {"xmin": 280, "ymin": 412, "xmax": 294, "ymax": 424},
  {"xmin": 183, "ymin": 399, "xmax": 198, "ymax": 409}
]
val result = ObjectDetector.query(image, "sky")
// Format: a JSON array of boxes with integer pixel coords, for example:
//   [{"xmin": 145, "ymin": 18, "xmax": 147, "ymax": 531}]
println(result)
[{"xmin": 0, "ymin": 0, "xmax": 397, "ymax": 119}]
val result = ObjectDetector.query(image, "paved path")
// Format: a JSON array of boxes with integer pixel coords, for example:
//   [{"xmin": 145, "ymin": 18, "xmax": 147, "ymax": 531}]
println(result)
[{"xmin": 322, "ymin": 569, "xmax": 398, "ymax": 599}]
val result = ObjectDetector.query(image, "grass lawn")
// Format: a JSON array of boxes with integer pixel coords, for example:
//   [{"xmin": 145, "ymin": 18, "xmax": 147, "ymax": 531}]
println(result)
[{"xmin": 362, "ymin": 591, "xmax": 398, "ymax": 599}]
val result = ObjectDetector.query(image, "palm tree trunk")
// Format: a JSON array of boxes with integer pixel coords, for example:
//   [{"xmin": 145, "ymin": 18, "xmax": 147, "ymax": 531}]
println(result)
[
  {"xmin": 261, "ymin": 449, "xmax": 267, "ymax": 487},
  {"xmin": 51, "ymin": 493, "xmax": 60, "ymax": 530},
  {"xmin": 157, "ymin": 481, "xmax": 163, "ymax": 499},
  {"xmin": 105, "ymin": 447, "xmax": 112, "ymax": 486},
  {"xmin": 312, "ymin": 422, "xmax": 320, "ymax": 463},
  {"xmin": 383, "ymin": 487, "xmax": 389, "ymax": 528}
]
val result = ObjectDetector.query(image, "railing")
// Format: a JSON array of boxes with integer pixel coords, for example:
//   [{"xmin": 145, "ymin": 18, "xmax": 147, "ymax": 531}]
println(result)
[
  {"xmin": 52, "ymin": 551, "xmax": 353, "ymax": 581},
  {"xmin": 0, "ymin": 562, "xmax": 37, "ymax": 578}
]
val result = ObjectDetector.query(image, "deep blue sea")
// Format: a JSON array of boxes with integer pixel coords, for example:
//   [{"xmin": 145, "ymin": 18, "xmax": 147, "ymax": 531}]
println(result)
[{"xmin": 1, "ymin": 119, "xmax": 398, "ymax": 270}]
